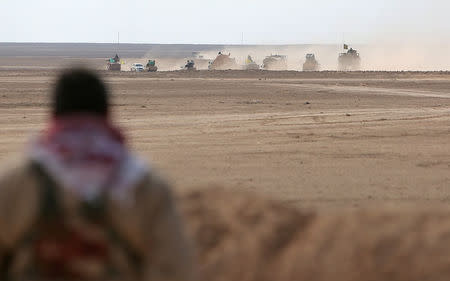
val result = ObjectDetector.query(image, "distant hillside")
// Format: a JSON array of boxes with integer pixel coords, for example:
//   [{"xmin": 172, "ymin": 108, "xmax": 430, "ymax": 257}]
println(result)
[
  {"xmin": 0, "ymin": 43, "xmax": 225, "ymax": 58},
  {"xmin": 0, "ymin": 43, "xmax": 333, "ymax": 59}
]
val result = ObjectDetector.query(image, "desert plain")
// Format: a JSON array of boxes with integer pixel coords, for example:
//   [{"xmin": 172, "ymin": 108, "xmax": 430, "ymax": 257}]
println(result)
[{"xmin": 0, "ymin": 63, "xmax": 448, "ymax": 210}]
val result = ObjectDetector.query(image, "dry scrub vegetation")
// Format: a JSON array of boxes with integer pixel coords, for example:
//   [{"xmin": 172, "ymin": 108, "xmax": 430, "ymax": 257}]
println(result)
[{"xmin": 181, "ymin": 189, "xmax": 450, "ymax": 281}]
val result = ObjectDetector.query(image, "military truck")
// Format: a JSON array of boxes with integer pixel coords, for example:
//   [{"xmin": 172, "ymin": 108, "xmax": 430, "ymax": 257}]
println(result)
[
  {"xmin": 338, "ymin": 48, "xmax": 361, "ymax": 71},
  {"xmin": 244, "ymin": 55, "xmax": 260, "ymax": 70},
  {"xmin": 188, "ymin": 52, "xmax": 210, "ymax": 69},
  {"xmin": 107, "ymin": 54, "xmax": 121, "ymax": 71},
  {"xmin": 184, "ymin": 60, "xmax": 196, "ymax": 70},
  {"xmin": 146, "ymin": 60, "xmax": 158, "ymax": 72},
  {"xmin": 262, "ymin": 55, "xmax": 287, "ymax": 70},
  {"xmin": 208, "ymin": 52, "xmax": 239, "ymax": 70},
  {"xmin": 302, "ymin": 54, "xmax": 320, "ymax": 71}
]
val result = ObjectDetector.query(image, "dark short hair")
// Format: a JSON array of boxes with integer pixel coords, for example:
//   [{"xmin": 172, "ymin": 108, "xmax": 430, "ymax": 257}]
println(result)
[{"xmin": 52, "ymin": 68, "xmax": 109, "ymax": 117}]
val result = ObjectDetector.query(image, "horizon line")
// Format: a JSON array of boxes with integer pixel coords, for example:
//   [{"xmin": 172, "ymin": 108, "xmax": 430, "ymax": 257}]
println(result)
[{"xmin": 0, "ymin": 41, "xmax": 348, "ymax": 46}]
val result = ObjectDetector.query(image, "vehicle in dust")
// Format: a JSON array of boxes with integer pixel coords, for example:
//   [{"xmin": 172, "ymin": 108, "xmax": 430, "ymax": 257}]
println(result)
[
  {"xmin": 262, "ymin": 55, "xmax": 287, "ymax": 70},
  {"xmin": 302, "ymin": 54, "xmax": 320, "ymax": 71},
  {"xmin": 107, "ymin": 54, "xmax": 121, "ymax": 71},
  {"xmin": 131, "ymin": 63, "xmax": 145, "ymax": 72},
  {"xmin": 208, "ymin": 52, "xmax": 239, "ymax": 70},
  {"xmin": 338, "ymin": 47, "xmax": 361, "ymax": 71},
  {"xmin": 244, "ymin": 55, "xmax": 260, "ymax": 70},
  {"xmin": 187, "ymin": 52, "xmax": 211, "ymax": 69},
  {"xmin": 184, "ymin": 60, "xmax": 196, "ymax": 70},
  {"xmin": 146, "ymin": 60, "xmax": 158, "ymax": 72}
]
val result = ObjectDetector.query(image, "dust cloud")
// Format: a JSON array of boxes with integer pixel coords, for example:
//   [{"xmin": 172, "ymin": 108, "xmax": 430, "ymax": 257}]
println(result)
[
  {"xmin": 121, "ymin": 41, "xmax": 450, "ymax": 72},
  {"xmin": 217, "ymin": 42, "xmax": 450, "ymax": 71},
  {"xmin": 359, "ymin": 42, "xmax": 450, "ymax": 71},
  {"xmin": 143, "ymin": 45, "xmax": 447, "ymax": 72}
]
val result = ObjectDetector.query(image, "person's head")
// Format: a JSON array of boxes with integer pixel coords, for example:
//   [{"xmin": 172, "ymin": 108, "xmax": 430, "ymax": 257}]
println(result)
[{"xmin": 52, "ymin": 68, "xmax": 109, "ymax": 118}]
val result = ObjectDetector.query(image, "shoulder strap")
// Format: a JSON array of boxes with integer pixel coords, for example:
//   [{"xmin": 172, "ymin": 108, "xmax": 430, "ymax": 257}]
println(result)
[
  {"xmin": 30, "ymin": 161, "xmax": 63, "ymax": 221},
  {"xmin": 0, "ymin": 252, "xmax": 13, "ymax": 281}
]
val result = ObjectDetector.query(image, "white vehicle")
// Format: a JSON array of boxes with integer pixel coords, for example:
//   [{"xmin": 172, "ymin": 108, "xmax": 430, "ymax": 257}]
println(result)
[{"xmin": 131, "ymin": 63, "xmax": 145, "ymax": 72}]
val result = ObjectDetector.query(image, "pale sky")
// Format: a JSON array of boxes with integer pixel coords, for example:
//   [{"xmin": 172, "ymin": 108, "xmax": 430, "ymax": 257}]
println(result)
[{"xmin": 2, "ymin": 0, "xmax": 449, "ymax": 44}]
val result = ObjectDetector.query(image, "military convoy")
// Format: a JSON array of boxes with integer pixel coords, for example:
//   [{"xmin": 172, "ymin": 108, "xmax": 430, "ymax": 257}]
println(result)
[{"xmin": 108, "ymin": 45, "xmax": 362, "ymax": 72}]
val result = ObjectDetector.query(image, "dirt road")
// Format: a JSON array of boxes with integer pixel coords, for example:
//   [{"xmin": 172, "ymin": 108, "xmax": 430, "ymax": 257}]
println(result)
[{"xmin": 0, "ymin": 69, "xmax": 449, "ymax": 209}]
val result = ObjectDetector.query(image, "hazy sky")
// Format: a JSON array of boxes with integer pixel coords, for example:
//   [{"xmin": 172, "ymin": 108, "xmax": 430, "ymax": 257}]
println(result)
[{"xmin": 2, "ymin": 0, "xmax": 449, "ymax": 44}]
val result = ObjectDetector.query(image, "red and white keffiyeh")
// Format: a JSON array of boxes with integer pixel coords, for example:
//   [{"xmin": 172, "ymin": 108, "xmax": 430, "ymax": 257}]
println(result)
[{"xmin": 30, "ymin": 115, "xmax": 147, "ymax": 202}]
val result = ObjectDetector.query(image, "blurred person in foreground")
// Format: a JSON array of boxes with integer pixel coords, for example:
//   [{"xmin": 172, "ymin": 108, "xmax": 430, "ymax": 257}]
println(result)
[{"xmin": 0, "ymin": 68, "xmax": 196, "ymax": 281}]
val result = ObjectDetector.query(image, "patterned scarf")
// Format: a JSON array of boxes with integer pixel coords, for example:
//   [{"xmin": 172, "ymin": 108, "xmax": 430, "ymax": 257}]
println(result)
[{"xmin": 30, "ymin": 114, "xmax": 147, "ymax": 202}]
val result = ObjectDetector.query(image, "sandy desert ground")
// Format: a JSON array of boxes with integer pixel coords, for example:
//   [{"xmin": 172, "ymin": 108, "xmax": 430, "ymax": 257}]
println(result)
[
  {"xmin": 0, "ymin": 67, "xmax": 448, "ymax": 210},
  {"xmin": 1, "ymin": 52, "xmax": 450, "ymax": 280}
]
